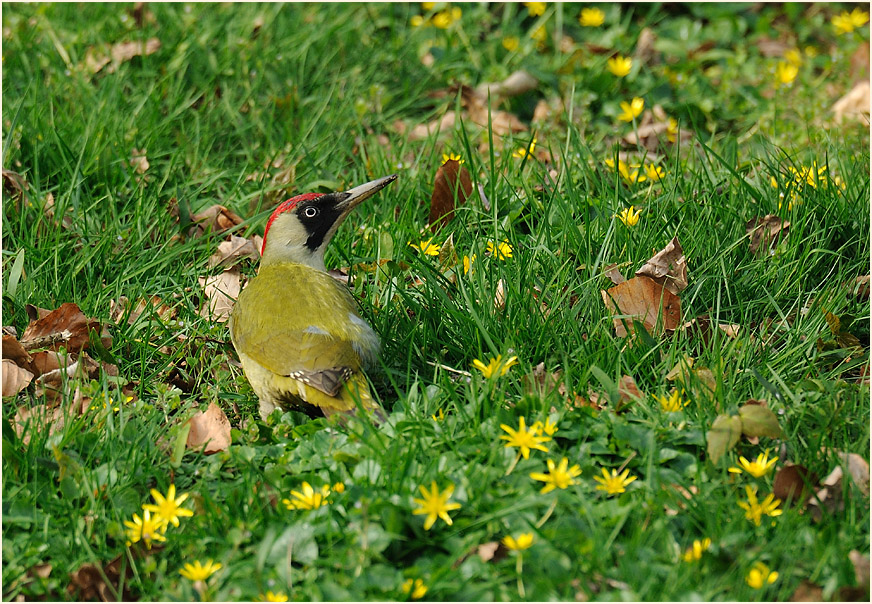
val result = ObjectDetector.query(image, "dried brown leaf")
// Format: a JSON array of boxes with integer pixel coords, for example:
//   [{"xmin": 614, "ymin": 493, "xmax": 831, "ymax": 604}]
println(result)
[
  {"xmin": 130, "ymin": 148, "xmax": 149, "ymax": 174},
  {"xmin": 635, "ymin": 236, "xmax": 688, "ymax": 295},
  {"xmin": 67, "ymin": 554, "xmax": 134, "ymax": 601},
  {"xmin": 44, "ymin": 192, "xmax": 73, "ymax": 230},
  {"xmin": 86, "ymin": 37, "xmax": 160, "ymax": 75},
  {"xmin": 30, "ymin": 350, "xmax": 65, "ymax": 377},
  {"xmin": 199, "ymin": 268, "xmax": 242, "ymax": 323},
  {"xmin": 188, "ymin": 204, "xmax": 244, "ymax": 238},
  {"xmin": 601, "ymin": 276, "xmax": 681, "ymax": 337},
  {"xmin": 746, "ymin": 214, "xmax": 789, "ymax": 256},
  {"xmin": 407, "ymin": 111, "xmax": 457, "ymax": 141},
  {"xmin": 429, "ymin": 159, "xmax": 472, "ymax": 231},
  {"xmin": 790, "ymin": 579, "xmax": 824, "ymax": 602},
  {"xmin": 2, "ymin": 359, "xmax": 34, "ymax": 397},
  {"xmin": 773, "ymin": 463, "xmax": 818, "ymax": 505},
  {"xmin": 2, "ymin": 335, "xmax": 34, "ymax": 370},
  {"xmin": 186, "ymin": 402, "xmax": 231, "ymax": 454},
  {"xmin": 20, "ymin": 302, "xmax": 101, "ymax": 353},
  {"xmin": 832, "ymin": 81, "xmax": 871, "ymax": 125},
  {"xmin": 208, "ymin": 235, "xmax": 261, "ymax": 268},
  {"xmin": 3, "ymin": 169, "xmax": 30, "ymax": 205},
  {"xmin": 602, "ymin": 263, "xmax": 627, "ymax": 285},
  {"xmin": 634, "ymin": 27, "xmax": 658, "ymax": 65},
  {"xmin": 475, "ymin": 70, "xmax": 538, "ymax": 102}
]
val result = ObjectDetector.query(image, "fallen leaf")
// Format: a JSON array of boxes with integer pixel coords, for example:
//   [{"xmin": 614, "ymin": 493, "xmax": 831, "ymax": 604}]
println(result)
[
  {"xmin": 429, "ymin": 159, "xmax": 472, "ymax": 231},
  {"xmin": 44, "ymin": 192, "xmax": 73, "ymax": 230},
  {"xmin": 477, "ymin": 541, "xmax": 507, "ymax": 563},
  {"xmin": 188, "ymin": 204, "xmax": 244, "ymax": 238},
  {"xmin": 832, "ymin": 81, "xmax": 871, "ymax": 125},
  {"xmin": 707, "ymin": 414, "xmax": 742, "ymax": 464},
  {"xmin": 2, "ymin": 334, "xmax": 34, "ymax": 370},
  {"xmin": 30, "ymin": 350, "xmax": 65, "ymax": 377},
  {"xmin": 756, "ymin": 36, "xmax": 790, "ymax": 57},
  {"xmin": 85, "ymin": 37, "xmax": 161, "ymax": 75},
  {"xmin": 186, "ymin": 402, "xmax": 232, "ymax": 453},
  {"xmin": 665, "ymin": 355, "xmax": 695, "ymax": 381},
  {"xmin": 494, "ymin": 279, "xmax": 506, "ymax": 310},
  {"xmin": 109, "ymin": 295, "xmax": 175, "ymax": 325},
  {"xmin": 617, "ymin": 375, "xmax": 644, "ymax": 408},
  {"xmin": 130, "ymin": 148, "xmax": 149, "ymax": 174},
  {"xmin": 790, "ymin": 579, "xmax": 824, "ymax": 602},
  {"xmin": 849, "ymin": 550, "xmax": 870, "ymax": 596},
  {"xmin": 746, "ymin": 215, "xmax": 789, "ymax": 256},
  {"xmin": 2, "ymin": 359, "xmax": 34, "ymax": 397},
  {"xmin": 773, "ymin": 463, "xmax": 818, "ymax": 504},
  {"xmin": 602, "ymin": 263, "xmax": 627, "ymax": 285},
  {"xmin": 601, "ymin": 276, "xmax": 681, "ymax": 337},
  {"xmin": 406, "ymin": 110, "xmax": 458, "ymax": 141},
  {"xmin": 208, "ymin": 235, "xmax": 261, "ymax": 268},
  {"xmin": 635, "ymin": 236, "xmax": 688, "ymax": 295},
  {"xmin": 738, "ymin": 402, "xmax": 785, "ymax": 438},
  {"xmin": 3, "ymin": 169, "xmax": 30, "ymax": 206},
  {"xmin": 67, "ymin": 554, "xmax": 134, "ymax": 601},
  {"xmin": 474, "ymin": 70, "xmax": 538, "ymax": 103},
  {"xmin": 848, "ymin": 275, "xmax": 870, "ymax": 301},
  {"xmin": 634, "ymin": 27, "xmax": 658, "ymax": 65},
  {"xmin": 25, "ymin": 304, "xmax": 53, "ymax": 322},
  {"xmin": 199, "ymin": 268, "xmax": 243, "ymax": 323},
  {"xmin": 20, "ymin": 303, "xmax": 101, "ymax": 353},
  {"xmin": 807, "ymin": 452, "xmax": 870, "ymax": 521}
]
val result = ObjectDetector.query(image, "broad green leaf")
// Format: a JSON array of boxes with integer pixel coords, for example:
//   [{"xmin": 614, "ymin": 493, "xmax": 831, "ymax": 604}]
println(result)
[
  {"xmin": 738, "ymin": 404, "xmax": 784, "ymax": 438},
  {"xmin": 707, "ymin": 414, "xmax": 742, "ymax": 464}
]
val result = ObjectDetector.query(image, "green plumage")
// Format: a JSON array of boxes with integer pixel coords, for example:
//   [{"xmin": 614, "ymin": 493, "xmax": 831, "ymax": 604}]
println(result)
[{"xmin": 229, "ymin": 262, "xmax": 380, "ymax": 418}]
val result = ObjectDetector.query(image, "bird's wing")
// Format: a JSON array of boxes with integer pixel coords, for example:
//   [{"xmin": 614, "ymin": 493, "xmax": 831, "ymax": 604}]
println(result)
[{"xmin": 229, "ymin": 264, "xmax": 379, "ymax": 395}]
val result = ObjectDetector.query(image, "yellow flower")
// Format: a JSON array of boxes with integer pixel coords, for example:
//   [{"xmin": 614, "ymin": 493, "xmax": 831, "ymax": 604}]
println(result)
[
  {"xmin": 728, "ymin": 450, "xmax": 777, "ymax": 478},
  {"xmin": 442, "ymin": 152, "xmax": 463, "ymax": 164},
  {"xmin": 421, "ymin": 2, "xmax": 435, "ymax": 10},
  {"xmin": 594, "ymin": 468, "xmax": 637, "ymax": 495},
  {"xmin": 784, "ymin": 48, "xmax": 802, "ymax": 67},
  {"xmin": 431, "ymin": 407, "xmax": 445, "ymax": 422},
  {"xmin": 512, "ymin": 137, "xmax": 537, "ymax": 159},
  {"xmin": 746, "ymin": 562, "xmax": 779, "ymax": 589},
  {"xmin": 412, "ymin": 481, "xmax": 462, "ymax": 530},
  {"xmin": 124, "ymin": 509, "xmax": 166, "ymax": 549},
  {"xmin": 644, "ymin": 164, "xmax": 665, "ymax": 182},
  {"xmin": 524, "ymin": 2, "xmax": 547, "ymax": 17},
  {"xmin": 616, "ymin": 205, "xmax": 641, "ymax": 227},
  {"xmin": 410, "ymin": 15, "xmax": 425, "ymax": 28},
  {"xmin": 833, "ymin": 8, "xmax": 868, "ymax": 34},
  {"xmin": 142, "ymin": 484, "xmax": 194, "ymax": 529},
  {"xmin": 259, "ymin": 591, "xmax": 289, "ymax": 602},
  {"xmin": 579, "ymin": 7, "xmax": 605, "ymax": 27},
  {"xmin": 666, "ymin": 117, "xmax": 679, "ymax": 143},
  {"xmin": 656, "ymin": 390, "xmax": 687, "ymax": 412},
  {"xmin": 737, "ymin": 485, "xmax": 782, "ymax": 526},
  {"xmin": 775, "ymin": 61, "xmax": 798, "ymax": 86},
  {"xmin": 618, "ymin": 97, "xmax": 644, "ymax": 122},
  {"xmin": 502, "ymin": 36, "xmax": 520, "ymax": 52},
  {"xmin": 681, "ymin": 538, "xmax": 712, "ymax": 562},
  {"xmin": 409, "ymin": 238, "xmax": 440, "ymax": 256},
  {"xmin": 402, "ymin": 578, "xmax": 428, "ymax": 600},
  {"xmin": 486, "ymin": 239, "xmax": 513, "ymax": 259},
  {"xmin": 529, "ymin": 457, "xmax": 582, "ymax": 493},
  {"xmin": 179, "ymin": 559, "xmax": 222, "ymax": 581},
  {"xmin": 332, "ymin": 482, "xmax": 345, "ymax": 493},
  {"xmin": 432, "ymin": 9, "xmax": 455, "ymax": 29},
  {"xmin": 502, "ymin": 532, "xmax": 535, "ymax": 551},
  {"xmin": 462, "ymin": 254, "xmax": 475, "ymax": 274},
  {"xmin": 472, "ymin": 354, "xmax": 519, "ymax": 378},
  {"xmin": 607, "ymin": 55, "xmax": 632, "ymax": 77},
  {"xmin": 500, "ymin": 416, "xmax": 551, "ymax": 459},
  {"xmin": 531, "ymin": 417, "xmax": 558, "ymax": 436},
  {"xmin": 282, "ymin": 482, "xmax": 331, "ymax": 510}
]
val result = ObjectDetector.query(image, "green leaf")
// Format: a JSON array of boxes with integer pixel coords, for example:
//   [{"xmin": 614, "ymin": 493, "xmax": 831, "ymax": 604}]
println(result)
[
  {"xmin": 5, "ymin": 248, "xmax": 25, "ymax": 299},
  {"xmin": 738, "ymin": 404, "xmax": 784, "ymax": 438},
  {"xmin": 707, "ymin": 414, "xmax": 742, "ymax": 464}
]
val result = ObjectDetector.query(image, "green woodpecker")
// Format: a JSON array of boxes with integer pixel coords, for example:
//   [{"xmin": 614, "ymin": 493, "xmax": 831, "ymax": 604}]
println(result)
[{"xmin": 229, "ymin": 174, "xmax": 397, "ymax": 421}]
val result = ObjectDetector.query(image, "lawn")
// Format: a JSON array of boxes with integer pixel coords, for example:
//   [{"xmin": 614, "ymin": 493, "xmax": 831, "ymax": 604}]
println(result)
[{"xmin": 2, "ymin": 2, "xmax": 870, "ymax": 601}]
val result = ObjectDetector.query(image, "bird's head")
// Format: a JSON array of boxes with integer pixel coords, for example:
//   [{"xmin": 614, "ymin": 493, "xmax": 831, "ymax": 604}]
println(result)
[{"xmin": 260, "ymin": 174, "xmax": 397, "ymax": 271}]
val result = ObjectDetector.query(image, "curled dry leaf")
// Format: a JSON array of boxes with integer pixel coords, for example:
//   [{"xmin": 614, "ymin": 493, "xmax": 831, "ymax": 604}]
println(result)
[
  {"xmin": 20, "ymin": 302, "xmax": 102, "ymax": 353},
  {"xmin": 634, "ymin": 27, "xmax": 658, "ymax": 65},
  {"xmin": 406, "ymin": 111, "xmax": 457, "ymax": 142},
  {"xmin": 67, "ymin": 554, "xmax": 134, "ymax": 601},
  {"xmin": 601, "ymin": 276, "xmax": 681, "ymax": 337},
  {"xmin": 199, "ymin": 268, "xmax": 243, "ymax": 323},
  {"xmin": 2, "ymin": 334, "xmax": 34, "ymax": 371},
  {"xmin": 3, "ymin": 169, "xmax": 30, "ymax": 205},
  {"xmin": 2, "ymin": 359, "xmax": 34, "ymax": 397},
  {"xmin": 617, "ymin": 375, "xmax": 644, "ymax": 409},
  {"xmin": 208, "ymin": 234, "xmax": 262, "ymax": 268},
  {"xmin": 808, "ymin": 452, "xmax": 870, "ymax": 521},
  {"xmin": 773, "ymin": 463, "xmax": 818, "ymax": 505},
  {"xmin": 746, "ymin": 215, "xmax": 790, "ymax": 256},
  {"xmin": 186, "ymin": 402, "xmax": 232, "ymax": 454},
  {"xmin": 188, "ymin": 204, "xmax": 244, "ymax": 238},
  {"xmin": 474, "ymin": 70, "xmax": 539, "ymax": 103},
  {"xmin": 429, "ymin": 158, "xmax": 472, "ymax": 231},
  {"xmin": 602, "ymin": 263, "xmax": 627, "ymax": 286},
  {"xmin": 477, "ymin": 541, "xmax": 507, "ymax": 563},
  {"xmin": 847, "ymin": 275, "xmax": 870, "ymax": 301},
  {"xmin": 44, "ymin": 192, "xmax": 74, "ymax": 231},
  {"xmin": 85, "ymin": 37, "xmax": 161, "ymax": 74},
  {"xmin": 636, "ymin": 236, "xmax": 688, "ymax": 295},
  {"xmin": 129, "ymin": 148, "xmax": 149, "ymax": 174},
  {"xmin": 832, "ymin": 81, "xmax": 870, "ymax": 125}
]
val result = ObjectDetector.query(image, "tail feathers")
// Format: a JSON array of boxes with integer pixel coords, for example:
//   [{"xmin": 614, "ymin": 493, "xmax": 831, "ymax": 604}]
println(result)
[{"xmin": 304, "ymin": 372, "xmax": 385, "ymax": 423}]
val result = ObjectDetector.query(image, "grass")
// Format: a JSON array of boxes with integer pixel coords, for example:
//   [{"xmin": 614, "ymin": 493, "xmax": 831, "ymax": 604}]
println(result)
[{"xmin": 2, "ymin": 2, "xmax": 869, "ymax": 601}]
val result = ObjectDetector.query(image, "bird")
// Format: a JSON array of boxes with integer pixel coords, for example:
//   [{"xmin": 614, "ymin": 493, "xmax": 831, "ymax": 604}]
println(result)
[{"xmin": 229, "ymin": 174, "xmax": 398, "ymax": 422}]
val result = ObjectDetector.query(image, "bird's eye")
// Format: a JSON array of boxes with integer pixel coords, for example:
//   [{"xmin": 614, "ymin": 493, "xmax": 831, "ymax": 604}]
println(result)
[{"xmin": 302, "ymin": 206, "xmax": 319, "ymax": 218}]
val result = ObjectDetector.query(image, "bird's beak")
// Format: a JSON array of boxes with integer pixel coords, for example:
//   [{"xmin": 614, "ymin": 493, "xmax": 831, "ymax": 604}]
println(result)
[{"xmin": 337, "ymin": 174, "xmax": 398, "ymax": 215}]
